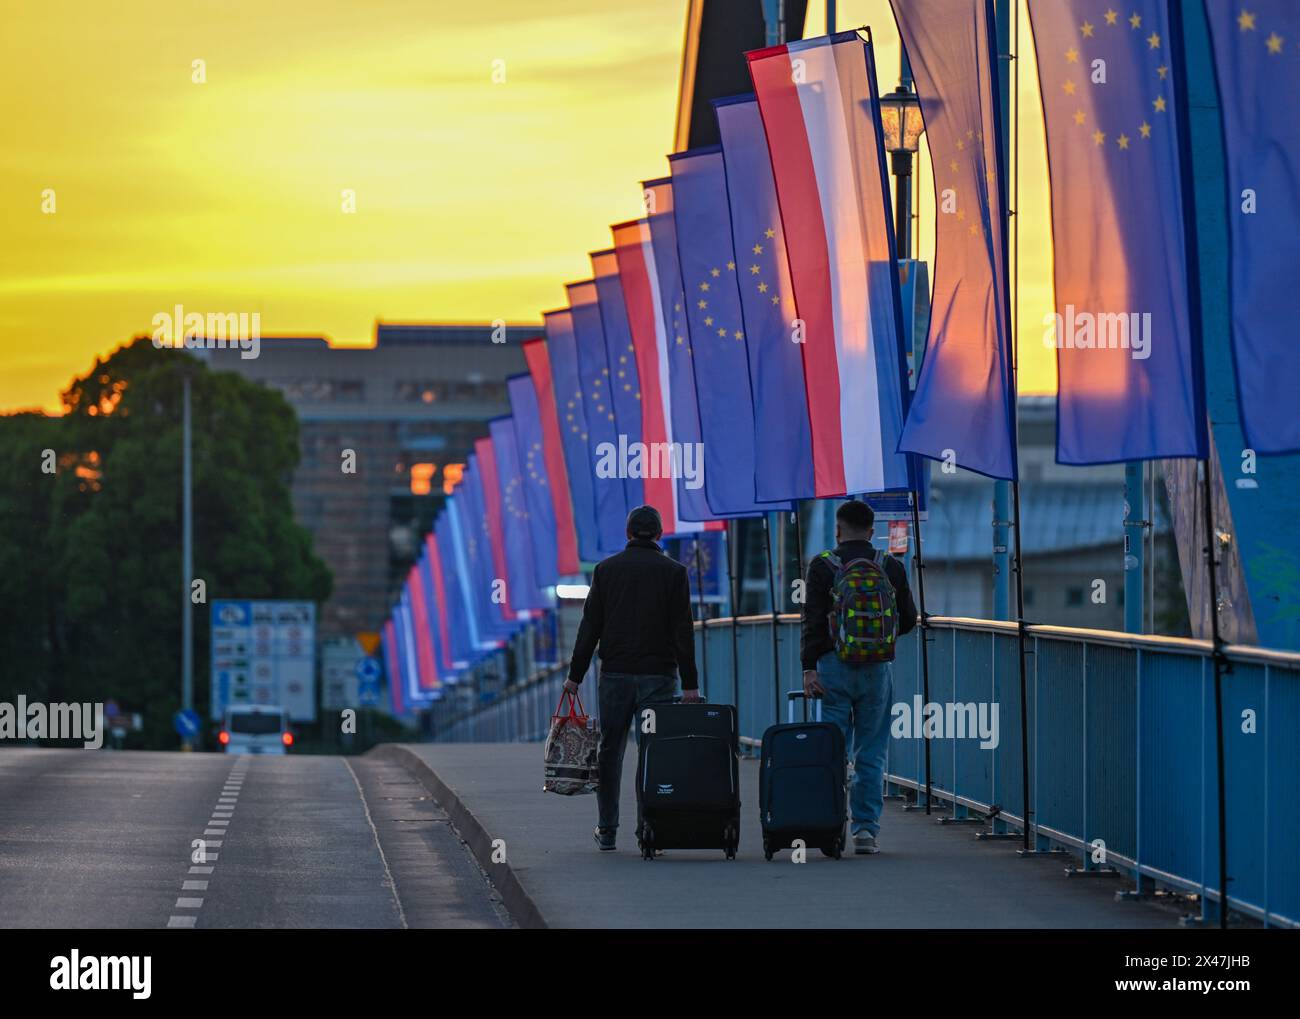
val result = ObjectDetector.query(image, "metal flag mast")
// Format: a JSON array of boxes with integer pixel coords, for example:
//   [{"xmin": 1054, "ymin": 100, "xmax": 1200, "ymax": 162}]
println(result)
[
  {"xmin": 693, "ymin": 536, "xmax": 709, "ymax": 698},
  {"xmin": 994, "ymin": 0, "xmax": 1034, "ymax": 855},
  {"xmin": 726, "ymin": 519, "xmax": 741, "ymax": 712},
  {"xmin": 763, "ymin": 512, "xmax": 781, "ymax": 722}
]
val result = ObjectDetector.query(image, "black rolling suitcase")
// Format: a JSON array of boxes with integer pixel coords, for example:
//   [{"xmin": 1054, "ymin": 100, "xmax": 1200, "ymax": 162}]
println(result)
[
  {"xmin": 759, "ymin": 691, "xmax": 847, "ymax": 860},
  {"xmin": 635, "ymin": 701, "xmax": 740, "ymax": 860}
]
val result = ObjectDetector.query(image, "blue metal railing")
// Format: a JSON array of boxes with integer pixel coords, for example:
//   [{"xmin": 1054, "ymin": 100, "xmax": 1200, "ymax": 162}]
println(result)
[{"xmin": 429, "ymin": 614, "xmax": 1299, "ymax": 928}]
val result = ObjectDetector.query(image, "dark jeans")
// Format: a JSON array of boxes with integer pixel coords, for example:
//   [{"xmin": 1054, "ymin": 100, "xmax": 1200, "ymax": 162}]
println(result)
[{"xmin": 596, "ymin": 670, "xmax": 677, "ymax": 832}]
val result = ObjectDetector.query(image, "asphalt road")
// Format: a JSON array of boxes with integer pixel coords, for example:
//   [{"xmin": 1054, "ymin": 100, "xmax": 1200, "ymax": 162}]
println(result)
[{"xmin": 0, "ymin": 748, "xmax": 509, "ymax": 929}]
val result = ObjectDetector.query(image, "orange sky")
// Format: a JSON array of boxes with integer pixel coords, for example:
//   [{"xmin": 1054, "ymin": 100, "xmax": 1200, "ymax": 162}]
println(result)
[{"xmin": 0, "ymin": 0, "xmax": 1055, "ymax": 414}]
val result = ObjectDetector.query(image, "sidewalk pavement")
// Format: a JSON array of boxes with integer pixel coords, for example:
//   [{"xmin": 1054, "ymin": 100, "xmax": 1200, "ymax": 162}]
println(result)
[{"xmin": 378, "ymin": 742, "xmax": 1178, "ymax": 930}]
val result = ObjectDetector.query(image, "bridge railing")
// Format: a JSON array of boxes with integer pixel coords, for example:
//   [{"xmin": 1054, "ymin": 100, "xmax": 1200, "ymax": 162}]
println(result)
[{"xmin": 429, "ymin": 614, "xmax": 1299, "ymax": 928}]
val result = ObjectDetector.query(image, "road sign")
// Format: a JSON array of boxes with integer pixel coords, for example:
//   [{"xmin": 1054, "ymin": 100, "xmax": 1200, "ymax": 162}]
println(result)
[
  {"xmin": 358, "ymin": 677, "xmax": 380, "ymax": 707},
  {"xmin": 321, "ymin": 638, "xmax": 362, "ymax": 711},
  {"xmin": 174, "ymin": 708, "xmax": 201, "ymax": 739},
  {"xmin": 356, "ymin": 657, "xmax": 381, "ymax": 682},
  {"xmin": 210, "ymin": 600, "xmax": 317, "ymax": 722}
]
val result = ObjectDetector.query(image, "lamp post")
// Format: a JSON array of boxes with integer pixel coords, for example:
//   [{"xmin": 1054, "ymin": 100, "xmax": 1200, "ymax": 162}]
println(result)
[{"xmin": 878, "ymin": 83, "xmax": 924, "ymax": 259}]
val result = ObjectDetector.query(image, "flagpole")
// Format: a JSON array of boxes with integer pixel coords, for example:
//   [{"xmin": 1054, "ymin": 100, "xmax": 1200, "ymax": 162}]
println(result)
[
  {"xmin": 792, "ymin": 502, "xmax": 804, "ymax": 582},
  {"xmin": 726, "ymin": 519, "xmax": 741, "ymax": 714},
  {"xmin": 693, "ymin": 537, "xmax": 709, "ymax": 699},
  {"xmin": 763, "ymin": 512, "xmax": 781, "ymax": 722},
  {"xmin": 909, "ymin": 491, "xmax": 933, "ymax": 815},
  {"xmin": 992, "ymin": 0, "xmax": 1033, "ymax": 855},
  {"xmin": 1199, "ymin": 455, "xmax": 1230, "ymax": 928}
]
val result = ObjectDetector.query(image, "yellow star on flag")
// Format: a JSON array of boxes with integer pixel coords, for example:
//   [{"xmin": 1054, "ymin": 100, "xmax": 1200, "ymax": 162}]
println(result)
[
  {"xmin": 1266, "ymin": 32, "xmax": 1284, "ymax": 54},
  {"xmin": 1105, "ymin": 8, "xmax": 1118, "ymax": 25},
  {"xmin": 1093, "ymin": 129, "xmax": 1106, "ymax": 145},
  {"xmin": 1153, "ymin": 95, "xmax": 1166, "ymax": 112},
  {"xmin": 1238, "ymin": 10, "xmax": 1256, "ymax": 31},
  {"xmin": 1117, "ymin": 134, "xmax": 1130, "ymax": 149},
  {"xmin": 1129, "ymin": 12, "xmax": 1142, "ymax": 29},
  {"xmin": 1139, "ymin": 120, "xmax": 1152, "ymax": 138},
  {"xmin": 1081, "ymin": 21, "xmax": 1095, "ymax": 37}
]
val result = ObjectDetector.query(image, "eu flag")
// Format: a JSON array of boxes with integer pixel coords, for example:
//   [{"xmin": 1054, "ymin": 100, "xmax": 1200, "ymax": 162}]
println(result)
[
  {"xmin": 890, "ymin": 0, "xmax": 1018, "ymax": 481},
  {"xmin": 713, "ymin": 94, "xmax": 816, "ymax": 502},
  {"xmin": 543, "ymin": 310, "xmax": 602, "ymax": 563},
  {"xmin": 507, "ymin": 374, "xmax": 561, "ymax": 588},
  {"xmin": 433, "ymin": 516, "xmax": 471, "ymax": 669},
  {"xmin": 1205, "ymin": 2, "xmax": 1300, "ymax": 454},
  {"xmin": 1028, "ymin": 0, "xmax": 1206, "ymax": 463},
  {"xmin": 489, "ymin": 416, "xmax": 545, "ymax": 617},
  {"xmin": 567, "ymin": 280, "xmax": 633, "ymax": 552},
  {"xmin": 669, "ymin": 146, "xmax": 788, "ymax": 516},
  {"xmin": 591, "ymin": 249, "xmax": 645, "ymax": 507}
]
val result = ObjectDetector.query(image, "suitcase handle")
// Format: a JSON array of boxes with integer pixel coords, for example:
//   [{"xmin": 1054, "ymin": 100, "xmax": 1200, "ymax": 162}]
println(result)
[{"xmin": 786, "ymin": 690, "xmax": 822, "ymax": 723}]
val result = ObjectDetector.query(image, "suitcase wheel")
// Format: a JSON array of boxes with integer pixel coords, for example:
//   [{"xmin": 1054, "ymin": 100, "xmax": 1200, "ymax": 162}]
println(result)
[
  {"xmin": 762, "ymin": 837, "xmax": 774, "ymax": 862},
  {"xmin": 723, "ymin": 822, "xmax": 738, "ymax": 861},
  {"xmin": 639, "ymin": 824, "xmax": 655, "ymax": 861}
]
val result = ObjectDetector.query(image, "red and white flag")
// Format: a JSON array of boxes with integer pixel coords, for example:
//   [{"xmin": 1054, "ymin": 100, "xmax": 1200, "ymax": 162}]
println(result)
[{"xmin": 748, "ymin": 31, "xmax": 913, "ymax": 498}]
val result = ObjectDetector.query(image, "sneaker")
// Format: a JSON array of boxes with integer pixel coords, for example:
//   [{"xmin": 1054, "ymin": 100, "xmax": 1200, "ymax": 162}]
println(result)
[
  {"xmin": 853, "ymin": 833, "xmax": 880, "ymax": 855},
  {"xmin": 594, "ymin": 827, "xmax": 616, "ymax": 851}
]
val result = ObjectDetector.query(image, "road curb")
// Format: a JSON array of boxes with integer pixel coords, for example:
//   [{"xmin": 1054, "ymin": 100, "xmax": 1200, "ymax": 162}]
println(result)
[{"xmin": 372, "ymin": 744, "xmax": 548, "ymax": 930}]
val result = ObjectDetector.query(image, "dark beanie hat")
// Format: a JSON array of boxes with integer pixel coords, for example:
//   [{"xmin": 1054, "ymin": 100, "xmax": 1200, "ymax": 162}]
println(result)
[{"xmin": 626, "ymin": 504, "xmax": 664, "ymax": 539}]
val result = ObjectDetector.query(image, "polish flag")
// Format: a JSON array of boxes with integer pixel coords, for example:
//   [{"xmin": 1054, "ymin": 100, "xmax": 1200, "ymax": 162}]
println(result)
[{"xmin": 748, "ymin": 31, "xmax": 913, "ymax": 497}]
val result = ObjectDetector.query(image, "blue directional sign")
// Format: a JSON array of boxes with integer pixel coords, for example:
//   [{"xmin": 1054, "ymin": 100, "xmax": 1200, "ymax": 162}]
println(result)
[
  {"xmin": 174, "ymin": 708, "xmax": 201, "ymax": 739},
  {"xmin": 358, "ymin": 678, "xmax": 380, "ymax": 707},
  {"xmin": 355, "ymin": 657, "xmax": 382, "ymax": 682}
]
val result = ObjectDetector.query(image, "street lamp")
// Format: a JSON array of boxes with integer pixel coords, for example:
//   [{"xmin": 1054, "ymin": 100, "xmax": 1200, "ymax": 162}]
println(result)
[{"xmin": 878, "ymin": 85, "xmax": 925, "ymax": 259}]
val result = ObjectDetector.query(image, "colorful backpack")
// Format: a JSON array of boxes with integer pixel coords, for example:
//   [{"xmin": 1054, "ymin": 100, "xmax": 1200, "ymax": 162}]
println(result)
[{"xmin": 823, "ymin": 549, "xmax": 898, "ymax": 664}]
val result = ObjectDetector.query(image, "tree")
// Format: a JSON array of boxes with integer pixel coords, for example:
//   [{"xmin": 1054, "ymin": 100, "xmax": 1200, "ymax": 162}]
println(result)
[{"xmin": 0, "ymin": 338, "xmax": 331, "ymax": 747}]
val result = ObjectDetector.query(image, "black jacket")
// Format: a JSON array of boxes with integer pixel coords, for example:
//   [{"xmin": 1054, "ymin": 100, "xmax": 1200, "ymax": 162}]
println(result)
[
  {"xmin": 567, "ymin": 539, "xmax": 699, "ymax": 689},
  {"xmin": 800, "ymin": 540, "xmax": 918, "ymax": 671}
]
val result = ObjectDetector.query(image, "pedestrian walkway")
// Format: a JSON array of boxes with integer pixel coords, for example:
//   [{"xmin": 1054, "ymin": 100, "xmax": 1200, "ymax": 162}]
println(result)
[{"xmin": 379, "ymin": 743, "xmax": 1180, "ymax": 929}]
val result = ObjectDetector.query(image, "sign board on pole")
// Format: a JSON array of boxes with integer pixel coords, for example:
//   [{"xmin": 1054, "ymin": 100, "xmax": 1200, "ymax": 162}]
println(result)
[
  {"xmin": 210, "ymin": 600, "xmax": 317, "ymax": 722},
  {"xmin": 321, "ymin": 637, "xmax": 363, "ymax": 712}
]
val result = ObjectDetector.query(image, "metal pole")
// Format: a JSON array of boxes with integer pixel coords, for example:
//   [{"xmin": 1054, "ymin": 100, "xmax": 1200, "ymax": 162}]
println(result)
[
  {"xmin": 909, "ymin": 492, "xmax": 933, "ymax": 814},
  {"xmin": 763, "ymin": 513, "xmax": 780, "ymax": 722},
  {"xmin": 726, "ymin": 519, "xmax": 740, "ymax": 713},
  {"xmin": 181, "ymin": 370, "xmax": 194, "ymax": 749},
  {"xmin": 992, "ymin": 0, "xmax": 1013, "ymax": 623},
  {"xmin": 792, "ymin": 502, "xmax": 804, "ymax": 586},
  {"xmin": 1124, "ymin": 461, "xmax": 1146, "ymax": 633},
  {"xmin": 1200, "ymin": 457, "xmax": 1229, "ymax": 928},
  {"xmin": 826, "ymin": 0, "xmax": 835, "ymax": 35},
  {"xmin": 693, "ymin": 538, "xmax": 709, "ymax": 698}
]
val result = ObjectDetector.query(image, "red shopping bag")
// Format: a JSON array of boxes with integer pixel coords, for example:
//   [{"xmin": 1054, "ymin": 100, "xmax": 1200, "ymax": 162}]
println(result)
[{"xmin": 542, "ymin": 689, "xmax": 600, "ymax": 795}]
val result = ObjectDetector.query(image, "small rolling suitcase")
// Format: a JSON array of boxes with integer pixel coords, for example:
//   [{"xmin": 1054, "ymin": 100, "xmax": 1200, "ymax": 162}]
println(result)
[
  {"xmin": 759, "ymin": 691, "xmax": 847, "ymax": 860},
  {"xmin": 635, "ymin": 701, "xmax": 740, "ymax": 860}
]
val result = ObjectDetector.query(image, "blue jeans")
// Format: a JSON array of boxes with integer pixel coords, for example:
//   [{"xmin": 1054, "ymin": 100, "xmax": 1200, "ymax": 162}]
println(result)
[
  {"xmin": 595, "ymin": 671, "xmax": 677, "ymax": 832},
  {"xmin": 817, "ymin": 651, "xmax": 894, "ymax": 838}
]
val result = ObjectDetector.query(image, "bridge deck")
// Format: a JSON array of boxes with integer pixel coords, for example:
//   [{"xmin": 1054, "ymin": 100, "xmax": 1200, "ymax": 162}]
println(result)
[{"xmin": 389, "ymin": 743, "xmax": 1181, "ymax": 929}]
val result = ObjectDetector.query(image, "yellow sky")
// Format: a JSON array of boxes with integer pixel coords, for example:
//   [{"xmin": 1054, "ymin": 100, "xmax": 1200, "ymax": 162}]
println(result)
[{"xmin": 1, "ymin": 0, "xmax": 1054, "ymax": 414}]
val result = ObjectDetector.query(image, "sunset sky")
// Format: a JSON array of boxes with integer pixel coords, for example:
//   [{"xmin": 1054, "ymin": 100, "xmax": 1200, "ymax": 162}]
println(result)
[{"xmin": 1, "ymin": 0, "xmax": 1055, "ymax": 414}]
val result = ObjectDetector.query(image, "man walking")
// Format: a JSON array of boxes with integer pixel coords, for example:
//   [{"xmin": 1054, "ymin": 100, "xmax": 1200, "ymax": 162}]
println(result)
[
  {"xmin": 564, "ymin": 505, "xmax": 700, "ymax": 851},
  {"xmin": 801, "ymin": 499, "xmax": 917, "ymax": 854}
]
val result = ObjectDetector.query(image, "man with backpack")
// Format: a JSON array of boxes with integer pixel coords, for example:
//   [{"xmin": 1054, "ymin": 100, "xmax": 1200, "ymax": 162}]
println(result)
[{"xmin": 801, "ymin": 499, "xmax": 917, "ymax": 855}]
